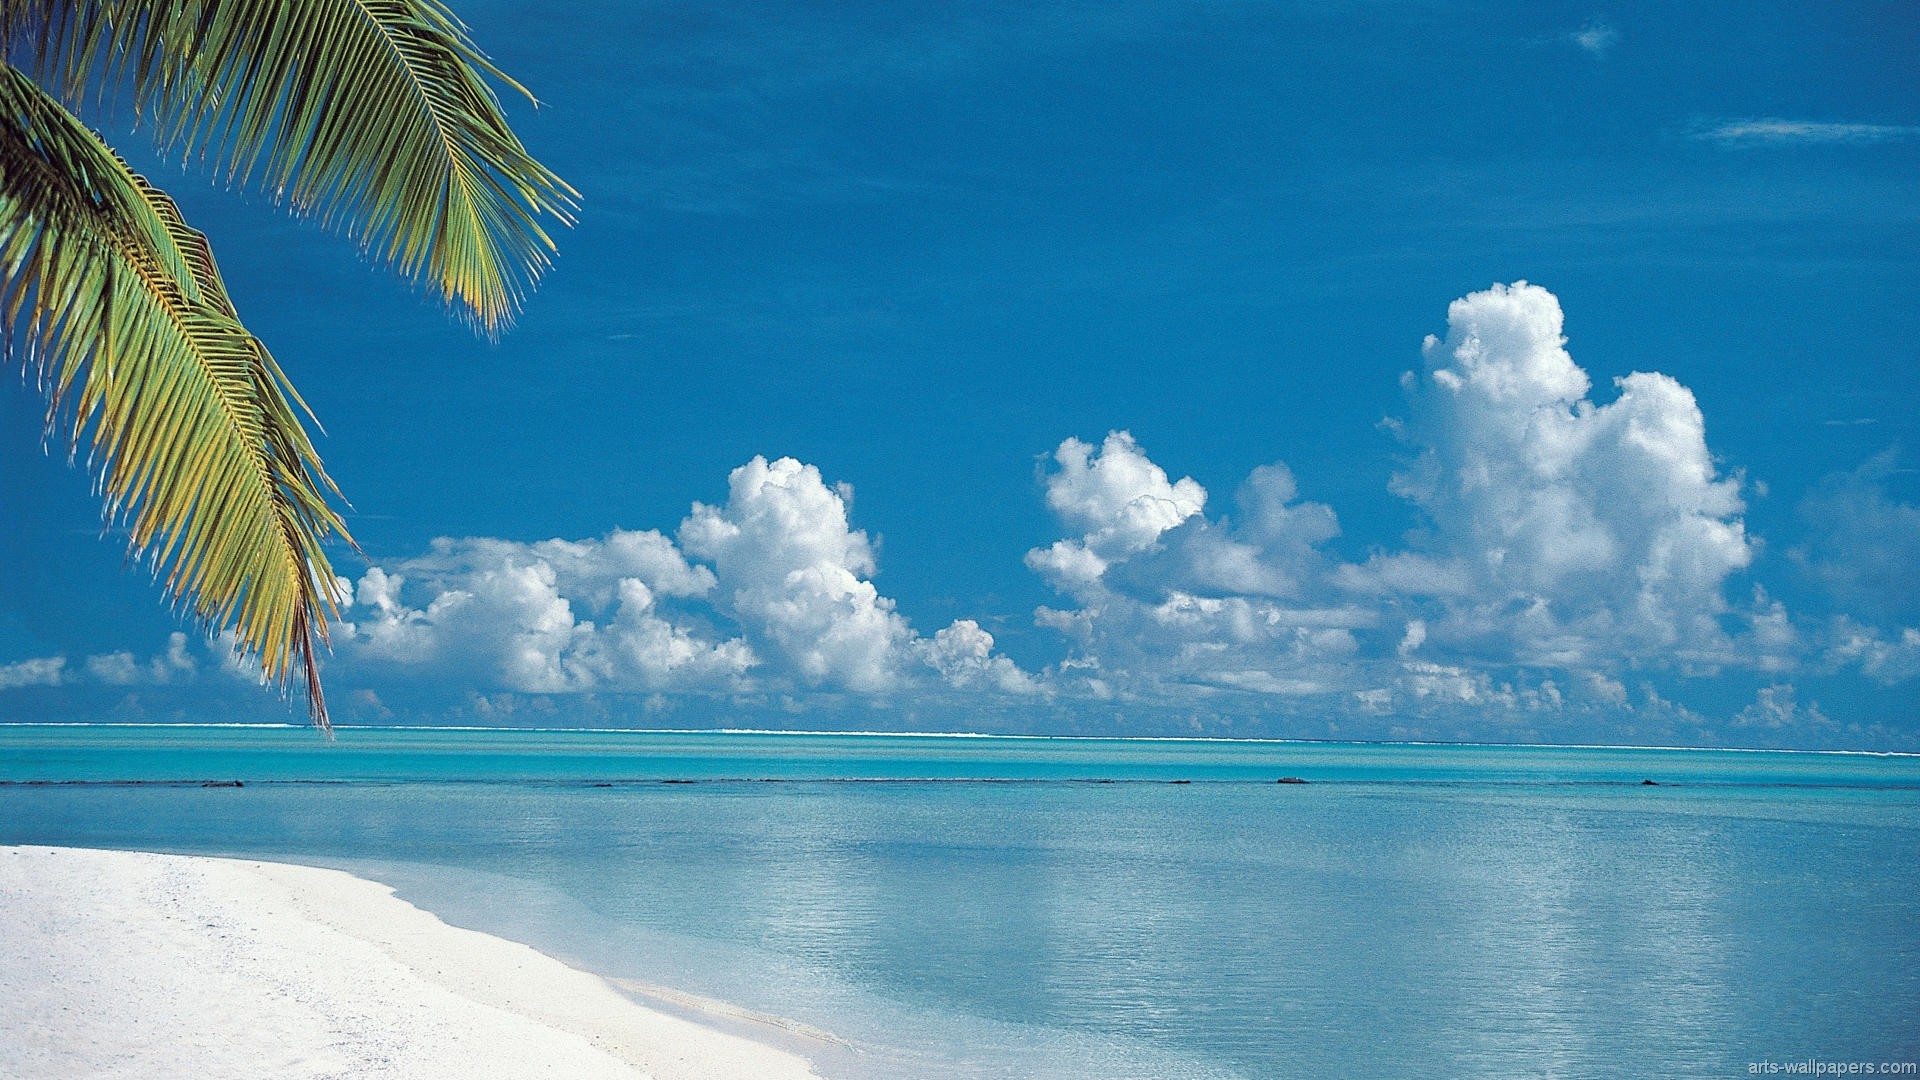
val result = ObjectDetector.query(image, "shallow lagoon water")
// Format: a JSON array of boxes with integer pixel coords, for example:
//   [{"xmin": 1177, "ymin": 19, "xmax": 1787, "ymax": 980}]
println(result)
[{"xmin": 5, "ymin": 726, "xmax": 1918, "ymax": 1078}]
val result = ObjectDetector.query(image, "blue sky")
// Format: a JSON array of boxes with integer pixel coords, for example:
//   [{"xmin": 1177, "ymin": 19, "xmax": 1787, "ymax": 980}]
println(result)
[{"xmin": 3, "ymin": 0, "xmax": 1917, "ymax": 747}]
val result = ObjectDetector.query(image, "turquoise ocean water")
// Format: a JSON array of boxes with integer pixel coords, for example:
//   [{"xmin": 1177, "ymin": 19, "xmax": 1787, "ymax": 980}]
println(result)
[{"xmin": 4, "ymin": 725, "xmax": 1918, "ymax": 1078}]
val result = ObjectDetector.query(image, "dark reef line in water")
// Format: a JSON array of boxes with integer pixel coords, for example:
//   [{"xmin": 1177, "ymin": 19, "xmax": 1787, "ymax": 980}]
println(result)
[{"xmin": 15, "ymin": 776, "xmax": 1916, "ymax": 790}]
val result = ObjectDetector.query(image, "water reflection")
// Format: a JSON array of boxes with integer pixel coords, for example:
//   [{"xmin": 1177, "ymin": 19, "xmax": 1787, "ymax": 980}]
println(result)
[{"xmin": 4, "ymin": 771, "xmax": 1917, "ymax": 1079}]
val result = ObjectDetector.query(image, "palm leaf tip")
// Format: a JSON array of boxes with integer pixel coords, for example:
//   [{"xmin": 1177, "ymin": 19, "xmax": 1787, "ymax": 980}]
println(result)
[
  {"xmin": 8, "ymin": 0, "xmax": 581, "ymax": 333},
  {"xmin": 1, "ymin": 61, "xmax": 350, "ymax": 732},
  {"xmin": 214, "ymin": 0, "xmax": 579, "ymax": 334}
]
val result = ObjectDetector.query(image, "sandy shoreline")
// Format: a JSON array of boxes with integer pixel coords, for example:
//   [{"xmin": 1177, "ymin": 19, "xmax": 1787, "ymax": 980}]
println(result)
[{"xmin": 0, "ymin": 846, "xmax": 826, "ymax": 1080}]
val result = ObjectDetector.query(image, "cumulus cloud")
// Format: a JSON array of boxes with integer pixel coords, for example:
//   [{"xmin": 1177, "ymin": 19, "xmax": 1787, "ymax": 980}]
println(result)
[
  {"xmin": 1373, "ymin": 281, "xmax": 1753, "ymax": 667},
  {"xmin": 0, "ymin": 655, "xmax": 66, "ymax": 690},
  {"xmin": 34, "ymin": 284, "xmax": 1886, "ymax": 740},
  {"xmin": 1024, "ymin": 432, "xmax": 1207, "ymax": 592},
  {"xmin": 1350, "ymin": 660, "xmax": 1675, "ymax": 723},
  {"xmin": 342, "ymin": 536, "xmax": 730, "ymax": 693},
  {"xmin": 11, "ymin": 280, "xmax": 1909, "ymax": 741},
  {"xmin": 1027, "ymin": 435, "xmax": 1348, "ymax": 613},
  {"xmin": 339, "ymin": 529, "xmax": 753, "ymax": 694},
  {"xmin": 1731, "ymin": 684, "xmax": 1835, "ymax": 734},
  {"xmin": 84, "ymin": 652, "xmax": 144, "ymax": 686},
  {"xmin": 1825, "ymin": 620, "xmax": 1920, "ymax": 685},
  {"xmin": 3, "ymin": 635, "xmax": 201, "ymax": 693},
  {"xmin": 328, "ymin": 457, "xmax": 1030, "ymax": 700},
  {"xmin": 681, "ymin": 456, "xmax": 918, "ymax": 692},
  {"xmin": 1137, "ymin": 463, "xmax": 1344, "ymax": 602},
  {"xmin": 916, "ymin": 619, "xmax": 1041, "ymax": 694},
  {"xmin": 84, "ymin": 632, "xmax": 198, "ymax": 686},
  {"xmin": 1024, "ymin": 432, "xmax": 1366, "ymax": 700},
  {"xmin": 1021, "ymin": 283, "xmax": 1779, "ymax": 714}
]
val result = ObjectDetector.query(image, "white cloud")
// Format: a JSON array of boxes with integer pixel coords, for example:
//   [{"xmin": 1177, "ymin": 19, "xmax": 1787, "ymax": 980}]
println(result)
[
  {"xmin": 1581, "ymin": 671, "xmax": 1629, "ymax": 707},
  {"xmin": 1025, "ymin": 432, "xmax": 1207, "ymax": 593},
  {"xmin": 350, "ymin": 554, "xmax": 592, "ymax": 691},
  {"xmin": 1569, "ymin": 20, "xmax": 1618, "ymax": 57},
  {"xmin": 600, "ymin": 577, "xmax": 760, "ymax": 689},
  {"xmin": 84, "ymin": 652, "xmax": 143, "ymax": 685},
  {"xmin": 84, "ymin": 632, "xmax": 198, "ymax": 686},
  {"xmin": 1021, "ymin": 283, "xmax": 1779, "ymax": 712},
  {"xmin": 1695, "ymin": 119, "xmax": 1920, "ymax": 146},
  {"xmin": 533, "ymin": 530, "xmax": 719, "ymax": 603},
  {"xmin": 1398, "ymin": 661, "xmax": 1516, "ymax": 708},
  {"xmin": 348, "ymin": 566, "xmax": 441, "ymax": 665},
  {"xmin": 1731, "ymin": 684, "xmax": 1835, "ymax": 733},
  {"xmin": 1825, "ymin": 620, "xmax": 1920, "ymax": 685},
  {"xmin": 681, "ymin": 455, "xmax": 915, "ymax": 692},
  {"xmin": 71, "ymin": 283, "xmax": 1896, "ymax": 740},
  {"xmin": 1023, "ymin": 431, "xmax": 1366, "ymax": 701},
  {"xmin": 1028, "ymin": 437, "xmax": 1350, "ymax": 614},
  {"xmin": 339, "ymin": 531, "xmax": 752, "ymax": 695},
  {"xmin": 916, "ymin": 620, "xmax": 1041, "ymax": 694},
  {"xmin": 1365, "ymin": 660, "xmax": 1594, "ymax": 716},
  {"xmin": 1143, "ymin": 463, "xmax": 1342, "ymax": 601},
  {"xmin": 1397, "ymin": 619, "xmax": 1427, "ymax": 656},
  {"xmin": 0, "ymin": 655, "xmax": 66, "ymax": 690},
  {"xmin": 1350, "ymin": 661, "xmax": 1651, "ymax": 723},
  {"xmin": 1377, "ymin": 281, "xmax": 1753, "ymax": 667},
  {"xmin": 1743, "ymin": 590, "xmax": 1798, "ymax": 674},
  {"xmin": 326, "ymin": 456, "xmax": 1030, "ymax": 700}
]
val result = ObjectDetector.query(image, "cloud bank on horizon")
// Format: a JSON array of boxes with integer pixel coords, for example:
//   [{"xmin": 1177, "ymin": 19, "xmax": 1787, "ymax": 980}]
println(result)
[
  {"xmin": 336, "ymin": 454, "xmax": 1038, "ymax": 702},
  {"xmin": 10, "ymin": 284, "xmax": 1918, "ymax": 746}
]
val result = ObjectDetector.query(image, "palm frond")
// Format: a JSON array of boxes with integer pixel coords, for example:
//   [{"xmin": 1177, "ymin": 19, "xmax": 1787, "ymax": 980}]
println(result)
[
  {"xmin": 0, "ymin": 61, "xmax": 350, "ymax": 730},
  {"xmin": 5, "ymin": 0, "xmax": 579, "ymax": 334}
]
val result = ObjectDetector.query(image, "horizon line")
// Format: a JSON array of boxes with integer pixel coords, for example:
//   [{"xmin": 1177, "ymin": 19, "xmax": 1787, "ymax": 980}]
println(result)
[{"xmin": 2, "ymin": 721, "xmax": 1913, "ymax": 757}]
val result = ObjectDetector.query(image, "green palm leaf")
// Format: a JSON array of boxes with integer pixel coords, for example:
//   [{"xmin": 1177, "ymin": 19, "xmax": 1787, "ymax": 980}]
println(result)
[
  {"xmin": 1, "ymin": 63, "xmax": 350, "ymax": 729},
  {"xmin": 8, "ymin": 0, "xmax": 580, "ymax": 333}
]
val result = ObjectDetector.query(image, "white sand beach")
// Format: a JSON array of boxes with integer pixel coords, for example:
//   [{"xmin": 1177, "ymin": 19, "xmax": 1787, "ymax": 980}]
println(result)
[{"xmin": 0, "ymin": 846, "xmax": 826, "ymax": 1080}]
